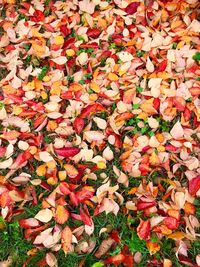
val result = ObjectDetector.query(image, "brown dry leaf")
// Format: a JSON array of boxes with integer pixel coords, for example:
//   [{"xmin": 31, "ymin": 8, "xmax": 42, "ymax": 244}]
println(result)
[{"xmin": 94, "ymin": 237, "xmax": 115, "ymax": 258}]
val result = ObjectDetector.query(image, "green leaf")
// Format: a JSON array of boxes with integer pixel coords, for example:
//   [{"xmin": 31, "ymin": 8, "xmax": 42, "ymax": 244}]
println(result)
[
  {"xmin": 44, "ymin": 9, "xmax": 51, "ymax": 17},
  {"xmin": 79, "ymin": 79, "xmax": 85, "ymax": 85},
  {"xmin": 38, "ymin": 66, "xmax": 48, "ymax": 81},
  {"xmin": 193, "ymin": 52, "xmax": 200, "ymax": 61},
  {"xmin": 77, "ymin": 48, "xmax": 85, "ymax": 55},
  {"xmin": 77, "ymin": 35, "xmax": 85, "ymax": 42},
  {"xmin": 66, "ymin": 75, "xmax": 74, "ymax": 82},
  {"xmin": 45, "ymin": 0, "xmax": 51, "ymax": 6},
  {"xmin": 23, "ymin": 43, "xmax": 31, "ymax": 50},
  {"xmin": 100, "ymin": 57, "xmax": 107, "ymax": 67},
  {"xmin": 136, "ymin": 86, "xmax": 143, "ymax": 93},
  {"xmin": 172, "ymin": 42, "xmax": 178, "ymax": 49},
  {"xmin": 1, "ymin": 8, "xmax": 6, "ymax": 18},
  {"xmin": 149, "ymin": 131, "xmax": 155, "ymax": 137},
  {"xmin": 127, "ymin": 118, "xmax": 135, "ymax": 126},
  {"xmin": 136, "ymin": 50, "xmax": 145, "ymax": 57},
  {"xmin": 91, "ymin": 262, "xmax": 104, "ymax": 267},
  {"xmin": 87, "ymin": 48, "xmax": 94, "ymax": 53},
  {"xmin": 186, "ymin": 97, "xmax": 193, "ymax": 102},
  {"xmin": 84, "ymin": 73, "xmax": 92, "ymax": 79},
  {"xmin": 0, "ymin": 102, "xmax": 5, "ymax": 110},
  {"xmin": 141, "ymin": 126, "xmax": 148, "ymax": 134},
  {"xmin": 133, "ymin": 103, "xmax": 140, "ymax": 109}
]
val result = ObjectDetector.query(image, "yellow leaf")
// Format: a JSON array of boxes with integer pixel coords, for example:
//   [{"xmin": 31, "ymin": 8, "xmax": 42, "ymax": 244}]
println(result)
[
  {"xmin": 66, "ymin": 49, "xmax": 75, "ymax": 57},
  {"xmin": 97, "ymin": 161, "xmax": 106, "ymax": 169},
  {"xmin": 58, "ymin": 171, "xmax": 67, "ymax": 181},
  {"xmin": 90, "ymin": 82, "xmax": 100, "ymax": 93},
  {"xmin": 54, "ymin": 36, "xmax": 64, "ymax": 46},
  {"xmin": 108, "ymin": 73, "xmax": 119, "ymax": 81},
  {"xmin": 36, "ymin": 164, "xmax": 47, "ymax": 176},
  {"xmin": 149, "ymin": 152, "xmax": 160, "ymax": 166}
]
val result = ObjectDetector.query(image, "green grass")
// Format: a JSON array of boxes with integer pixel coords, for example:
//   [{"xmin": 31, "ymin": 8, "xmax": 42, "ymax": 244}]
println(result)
[{"xmin": 0, "ymin": 220, "xmax": 33, "ymax": 266}]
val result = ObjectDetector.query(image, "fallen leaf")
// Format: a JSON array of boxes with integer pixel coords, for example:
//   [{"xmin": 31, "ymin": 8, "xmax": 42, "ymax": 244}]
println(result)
[
  {"xmin": 61, "ymin": 226, "xmax": 72, "ymax": 254},
  {"xmin": 35, "ymin": 209, "xmax": 53, "ymax": 223}
]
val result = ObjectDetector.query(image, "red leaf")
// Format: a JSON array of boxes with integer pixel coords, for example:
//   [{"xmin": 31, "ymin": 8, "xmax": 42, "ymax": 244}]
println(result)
[
  {"xmin": 31, "ymin": 10, "xmax": 45, "ymax": 22},
  {"xmin": 164, "ymin": 217, "xmax": 179, "ymax": 230},
  {"xmin": 61, "ymin": 226, "xmax": 72, "ymax": 254},
  {"xmin": 153, "ymin": 98, "xmax": 160, "ymax": 110},
  {"xmin": 188, "ymin": 176, "xmax": 200, "ymax": 196},
  {"xmin": 70, "ymin": 192, "xmax": 79, "ymax": 206},
  {"xmin": 79, "ymin": 103, "xmax": 106, "ymax": 119},
  {"xmin": 73, "ymin": 117, "xmax": 85, "ymax": 134},
  {"xmin": 137, "ymin": 219, "xmax": 151, "ymax": 240},
  {"xmin": 87, "ymin": 28, "xmax": 101, "ymax": 38},
  {"xmin": 34, "ymin": 115, "xmax": 47, "ymax": 129},
  {"xmin": 173, "ymin": 97, "xmax": 186, "ymax": 112},
  {"xmin": 80, "ymin": 43, "xmax": 99, "ymax": 49},
  {"xmin": 156, "ymin": 59, "xmax": 168, "ymax": 72},
  {"xmin": 125, "ymin": 2, "xmax": 140, "ymax": 15},
  {"xmin": 59, "ymin": 182, "xmax": 71, "ymax": 195},
  {"xmin": 19, "ymin": 218, "xmax": 40, "ymax": 229},
  {"xmin": 80, "ymin": 206, "xmax": 92, "ymax": 226},
  {"xmin": 104, "ymin": 254, "xmax": 125, "ymax": 266},
  {"xmin": 61, "ymin": 91, "xmax": 73, "ymax": 100},
  {"xmin": 136, "ymin": 199, "xmax": 156, "ymax": 210},
  {"xmin": 178, "ymin": 255, "xmax": 194, "ymax": 267},
  {"xmin": 60, "ymin": 25, "xmax": 70, "ymax": 36},
  {"xmin": 24, "ymin": 225, "xmax": 48, "ymax": 240},
  {"xmin": 75, "ymin": 188, "xmax": 94, "ymax": 202},
  {"xmin": 11, "ymin": 151, "xmax": 31, "ymax": 169},
  {"xmin": 55, "ymin": 147, "xmax": 80, "ymax": 158},
  {"xmin": 165, "ymin": 144, "xmax": 178, "ymax": 152},
  {"xmin": 110, "ymin": 230, "xmax": 120, "ymax": 243}
]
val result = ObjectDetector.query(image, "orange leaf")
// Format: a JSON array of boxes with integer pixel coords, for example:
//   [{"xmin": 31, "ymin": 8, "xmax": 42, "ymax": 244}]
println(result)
[
  {"xmin": 140, "ymin": 98, "xmax": 157, "ymax": 115},
  {"xmin": 115, "ymin": 112, "xmax": 134, "ymax": 123},
  {"xmin": 119, "ymin": 149, "xmax": 133, "ymax": 161},
  {"xmin": 153, "ymin": 225, "xmax": 172, "ymax": 235},
  {"xmin": 184, "ymin": 202, "xmax": 195, "ymax": 215},
  {"xmin": 167, "ymin": 209, "xmax": 180, "ymax": 220},
  {"xmin": 167, "ymin": 231, "xmax": 186, "ymax": 240},
  {"xmin": 61, "ymin": 226, "xmax": 72, "ymax": 254},
  {"xmin": 0, "ymin": 131, "xmax": 20, "ymax": 140},
  {"xmin": 123, "ymin": 89, "xmax": 135, "ymax": 104},
  {"xmin": 68, "ymin": 83, "xmax": 83, "ymax": 92},
  {"xmin": 55, "ymin": 205, "xmax": 69, "ymax": 224},
  {"xmin": 146, "ymin": 241, "xmax": 160, "ymax": 255},
  {"xmin": 128, "ymin": 187, "xmax": 137, "ymax": 195},
  {"xmin": 64, "ymin": 164, "xmax": 78, "ymax": 178}
]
